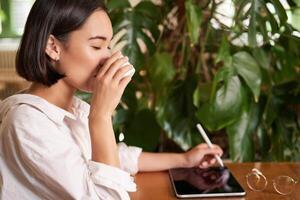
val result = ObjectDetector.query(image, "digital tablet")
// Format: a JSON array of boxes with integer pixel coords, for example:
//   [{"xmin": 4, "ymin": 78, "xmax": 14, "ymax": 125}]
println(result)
[{"xmin": 169, "ymin": 166, "xmax": 246, "ymax": 198}]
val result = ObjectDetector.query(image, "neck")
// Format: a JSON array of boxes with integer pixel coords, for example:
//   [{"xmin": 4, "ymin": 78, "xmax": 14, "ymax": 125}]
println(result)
[{"xmin": 27, "ymin": 80, "xmax": 76, "ymax": 112}]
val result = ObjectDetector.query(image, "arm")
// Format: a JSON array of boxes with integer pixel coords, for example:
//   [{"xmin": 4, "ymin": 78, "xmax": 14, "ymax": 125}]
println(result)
[
  {"xmin": 89, "ymin": 51, "xmax": 133, "ymax": 168},
  {"xmin": 138, "ymin": 152, "xmax": 187, "ymax": 171},
  {"xmin": 138, "ymin": 143, "xmax": 223, "ymax": 172}
]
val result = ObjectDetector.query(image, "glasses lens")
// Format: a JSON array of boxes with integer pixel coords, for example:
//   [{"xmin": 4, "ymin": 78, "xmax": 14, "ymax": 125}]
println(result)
[
  {"xmin": 246, "ymin": 170, "xmax": 267, "ymax": 191},
  {"xmin": 273, "ymin": 176, "xmax": 296, "ymax": 195}
]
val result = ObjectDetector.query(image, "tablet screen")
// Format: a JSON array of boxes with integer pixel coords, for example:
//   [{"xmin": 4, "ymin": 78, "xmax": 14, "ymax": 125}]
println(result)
[{"xmin": 169, "ymin": 167, "xmax": 246, "ymax": 198}]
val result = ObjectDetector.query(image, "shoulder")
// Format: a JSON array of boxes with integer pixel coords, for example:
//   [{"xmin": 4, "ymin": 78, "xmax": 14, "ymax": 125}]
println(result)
[
  {"xmin": 0, "ymin": 96, "xmax": 59, "ymax": 141},
  {"xmin": 5, "ymin": 103, "xmax": 59, "ymax": 137}
]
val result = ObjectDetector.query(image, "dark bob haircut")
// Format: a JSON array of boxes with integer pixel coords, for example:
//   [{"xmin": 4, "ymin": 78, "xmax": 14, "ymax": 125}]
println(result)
[{"xmin": 16, "ymin": 0, "xmax": 107, "ymax": 86}]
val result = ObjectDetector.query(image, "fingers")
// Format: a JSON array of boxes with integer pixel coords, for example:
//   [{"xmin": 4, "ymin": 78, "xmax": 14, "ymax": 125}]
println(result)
[
  {"xmin": 198, "ymin": 156, "xmax": 217, "ymax": 168},
  {"xmin": 198, "ymin": 144, "xmax": 223, "ymax": 157},
  {"xmin": 97, "ymin": 51, "xmax": 125, "ymax": 78},
  {"xmin": 113, "ymin": 64, "xmax": 134, "ymax": 80},
  {"xmin": 97, "ymin": 51, "xmax": 121, "ymax": 77},
  {"xmin": 97, "ymin": 51, "xmax": 135, "ymax": 83},
  {"xmin": 119, "ymin": 75, "xmax": 132, "ymax": 91}
]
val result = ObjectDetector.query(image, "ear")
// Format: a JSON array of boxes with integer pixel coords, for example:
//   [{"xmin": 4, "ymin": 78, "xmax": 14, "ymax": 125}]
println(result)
[{"xmin": 45, "ymin": 35, "xmax": 61, "ymax": 61}]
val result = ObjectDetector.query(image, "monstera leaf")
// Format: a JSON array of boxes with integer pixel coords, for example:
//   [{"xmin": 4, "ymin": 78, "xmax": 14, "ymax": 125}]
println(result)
[
  {"xmin": 108, "ymin": 0, "xmax": 161, "ymax": 69},
  {"xmin": 234, "ymin": 0, "xmax": 288, "ymax": 47}
]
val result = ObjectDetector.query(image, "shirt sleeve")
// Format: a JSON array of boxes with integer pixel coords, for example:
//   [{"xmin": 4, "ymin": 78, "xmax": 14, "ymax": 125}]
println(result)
[
  {"xmin": 118, "ymin": 142, "xmax": 142, "ymax": 175},
  {"xmin": 3, "ymin": 105, "xmax": 135, "ymax": 200}
]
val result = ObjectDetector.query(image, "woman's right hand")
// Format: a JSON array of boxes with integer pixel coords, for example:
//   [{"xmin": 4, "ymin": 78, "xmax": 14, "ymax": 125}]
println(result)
[{"xmin": 89, "ymin": 51, "xmax": 133, "ymax": 122}]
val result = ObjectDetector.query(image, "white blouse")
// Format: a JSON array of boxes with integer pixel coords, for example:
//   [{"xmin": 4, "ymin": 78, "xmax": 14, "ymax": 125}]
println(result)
[{"xmin": 0, "ymin": 94, "xmax": 142, "ymax": 200}]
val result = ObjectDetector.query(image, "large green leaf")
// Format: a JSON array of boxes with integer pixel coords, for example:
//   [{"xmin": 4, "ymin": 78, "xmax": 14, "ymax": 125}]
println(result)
[
  {"xmin": 185, "ymin": 0, "xmax": 202, "ymax": 45},
  {"xmin": 197, "ymin": 76, "xmax": 246, "ymax": 131},
  {"xmin": 270, "ymin": 0, "xmax": 288, "ymax": 25},
  {"xmin": 232, "ymin": 51, "xmax": 262, "ymax": 102},
  {"xmin": 226, "ymin": 101, "xmax": 259, "ymax": 162},
  {"xmin": 193, "ymin": 82, "xmax": 212, "ymax": 108},
  {"xmin": 210, "ymin": 63, "xmax": 235, "ymax": 101},
  {"xmin": 252, "ymin": 48, "xmax": 270, "ymax": 70},
  {"xmin": 109, "ymin": 1, "xmax": 161, "ymax": 69},
  {"xmin": 271, "ymin": 44, "xmax": 299, "ymax": 84},
  {"xmin": 148, "ymin": 52, "xmax": 176, "ymax": 92},
  {"xmin": 234, "ymin": 0, "xmax": 286, "ymax": 46},
  {"xmin": 124, "ymin": 109, "xmax": 161, "ymax": 151},
  {"xmin": 107, "ymin": 0, "xmax": 130, "ymax": 11},
  {"xmin": 291, "ymin": 8, "xmax": 300, "ymax": 31},
  {"xmin": 157, "ymin": 77, "xmax": 199, "ymax": 150}
]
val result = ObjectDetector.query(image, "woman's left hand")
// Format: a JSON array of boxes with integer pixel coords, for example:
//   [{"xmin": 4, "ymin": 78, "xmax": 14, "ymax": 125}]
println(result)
[{"xmin": 183, "ymin": 143, "xmax": 223, "ymax": 168}]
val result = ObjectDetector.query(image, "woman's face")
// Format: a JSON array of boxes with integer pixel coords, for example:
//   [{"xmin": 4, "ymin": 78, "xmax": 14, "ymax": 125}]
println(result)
[{"xmin": 57, "ymin": 10, "xmax": 113, "ymax": 92}]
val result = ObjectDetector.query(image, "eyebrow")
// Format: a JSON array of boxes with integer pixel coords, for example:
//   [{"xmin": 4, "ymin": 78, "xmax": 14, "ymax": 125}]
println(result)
[{"xmin": 88, "ymin": 36, "xmax": 112, "ymax": 41}]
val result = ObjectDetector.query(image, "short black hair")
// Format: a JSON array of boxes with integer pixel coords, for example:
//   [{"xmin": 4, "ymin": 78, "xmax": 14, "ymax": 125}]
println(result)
[{"xmin": 16, "ymin": 0, "xmax": 107, "ymax": 86}]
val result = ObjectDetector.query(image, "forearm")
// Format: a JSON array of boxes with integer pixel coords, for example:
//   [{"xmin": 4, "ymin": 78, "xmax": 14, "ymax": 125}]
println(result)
[
  {"xmin": 138, "ymin": 152, "xmax": 187, "ymax": 172},
  {"xmin": 89, "ymin": 116, "xmax": 120, "ymax": 168}
]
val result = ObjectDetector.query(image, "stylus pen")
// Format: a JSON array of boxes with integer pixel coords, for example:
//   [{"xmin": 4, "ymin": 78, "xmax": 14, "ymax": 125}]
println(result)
[{"xmin": 196, "ymin": 123, "xmax": 224, "ymax": 167}]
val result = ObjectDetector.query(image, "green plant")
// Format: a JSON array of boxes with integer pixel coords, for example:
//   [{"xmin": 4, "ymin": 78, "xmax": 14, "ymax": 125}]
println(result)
[{"xmin": 79, "ymin": 0, "xmax": 300, "ymax": 161}]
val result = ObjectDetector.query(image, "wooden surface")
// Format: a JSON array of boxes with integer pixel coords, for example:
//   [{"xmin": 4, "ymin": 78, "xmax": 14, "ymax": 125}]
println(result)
[{"xmin": 130, "ymin": 162, "xmax": 300, "ymax": 200}]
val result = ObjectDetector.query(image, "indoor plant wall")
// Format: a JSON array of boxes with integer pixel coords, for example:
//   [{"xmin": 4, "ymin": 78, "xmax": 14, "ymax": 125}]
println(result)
[{"xmin": 78, "ymin": 0, "xmax": 300, "ymax": 162}]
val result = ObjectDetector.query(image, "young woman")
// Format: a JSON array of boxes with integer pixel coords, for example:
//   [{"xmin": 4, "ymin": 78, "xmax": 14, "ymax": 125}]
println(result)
[{"xmin": 0, "ymin": 0, "xmax": 223, "ymax": 199}]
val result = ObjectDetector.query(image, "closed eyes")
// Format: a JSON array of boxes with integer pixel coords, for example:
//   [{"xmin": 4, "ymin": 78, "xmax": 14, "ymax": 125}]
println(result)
[{"xmin": 92, "ymin": 46, "xmax": 111, "ymax": 50}]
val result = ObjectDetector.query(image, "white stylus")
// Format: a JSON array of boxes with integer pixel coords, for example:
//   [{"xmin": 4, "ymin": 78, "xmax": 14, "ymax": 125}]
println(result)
[{"xmin": 196, "ymin": 123, "xmax": 224, "ymax": 167}]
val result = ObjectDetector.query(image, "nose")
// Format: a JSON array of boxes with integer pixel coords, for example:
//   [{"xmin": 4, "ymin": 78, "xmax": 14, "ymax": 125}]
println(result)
[{"xmin": 99, "ymin": 48, "xmax": 112, "ymax": 66}]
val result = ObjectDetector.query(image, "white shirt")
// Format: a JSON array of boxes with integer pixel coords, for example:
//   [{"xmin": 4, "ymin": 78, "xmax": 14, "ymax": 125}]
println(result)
[{"xmin": 0, "ymin": 94, "xmax": 142, "ymax": 200}]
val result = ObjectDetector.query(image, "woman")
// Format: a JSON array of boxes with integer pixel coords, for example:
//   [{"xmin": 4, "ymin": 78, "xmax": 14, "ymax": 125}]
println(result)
[{"xmin": 0, "ymin": 0, "xmax": 223, "ymax": 199}]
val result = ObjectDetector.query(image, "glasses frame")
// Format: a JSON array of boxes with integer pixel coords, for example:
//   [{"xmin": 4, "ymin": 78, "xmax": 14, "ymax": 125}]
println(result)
[{"xmin": 246, "ymin": 168, "xmax": 299, "ymax": 195}]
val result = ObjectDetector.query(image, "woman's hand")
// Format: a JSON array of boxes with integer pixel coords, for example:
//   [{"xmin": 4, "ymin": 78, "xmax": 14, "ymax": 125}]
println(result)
[
  {"xmin": 183, "ymin": 143, "xmax": 223, "ymax": 168},
  {"xmin": 88, "ymin": 51, "xmax": 134, "ymax": 167},
  {"xmin": 89, "ymin": 51, "xmax": 133, "ymax": 121}
]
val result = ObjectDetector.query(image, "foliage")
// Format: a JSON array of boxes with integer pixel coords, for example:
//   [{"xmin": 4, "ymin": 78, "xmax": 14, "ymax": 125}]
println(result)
[{"xmin": 78, "ymin": 0, "xmax": 300, "ymax": 161}]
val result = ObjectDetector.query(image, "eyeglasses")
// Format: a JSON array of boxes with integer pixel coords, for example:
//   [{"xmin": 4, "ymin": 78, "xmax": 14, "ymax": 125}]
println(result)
[{"xmin": 246, "ymin": 168, "xmax": 299, "ymax": 195}]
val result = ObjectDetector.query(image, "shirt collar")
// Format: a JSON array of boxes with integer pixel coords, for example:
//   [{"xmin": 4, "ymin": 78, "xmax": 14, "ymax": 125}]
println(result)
[{"xmin": 3, "ymin": 94, "xmax": 78, "ymax": 125}]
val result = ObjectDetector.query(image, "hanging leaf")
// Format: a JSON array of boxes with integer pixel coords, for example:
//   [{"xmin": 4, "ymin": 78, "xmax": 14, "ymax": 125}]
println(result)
[
  {"xmin": 197, "ymin": 76, "xmax": 246, "ymax": 131},
  {"xmin": 124, "ymin": 109, "xmax": 161, "ymax": 151},
  {"xmin": 148, "ymin": 52, "xmax": 176, "ymax": 92},
  {"xmin": 157, "ymin": 76, "xmax": 199, "ymax": 150},
  {"xmin": 252, "ymin": 48, "xmax": 270, "ymax": 70},
  {"xmin": 226, "ymin": 101, "xmax": 259, "ymax": 162},
  {"xmin": 270, "ymin": 0, "xmax": 288, "ymax": 25},
  {"xmin": 232, "ymin": 51, "xmax": 262, "ymax": 102}
]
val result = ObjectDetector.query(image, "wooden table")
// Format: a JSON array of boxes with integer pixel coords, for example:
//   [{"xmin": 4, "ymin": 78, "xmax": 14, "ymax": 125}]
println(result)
[{"xmin": 130, "ymin": 162, "xmax": 300, "ymax": 200}]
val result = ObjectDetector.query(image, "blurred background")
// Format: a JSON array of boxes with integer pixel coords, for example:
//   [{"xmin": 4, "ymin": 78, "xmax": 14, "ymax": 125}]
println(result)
[{"xmin": 1, "ymin": 0, "xmax": 300, "ymax": 162}]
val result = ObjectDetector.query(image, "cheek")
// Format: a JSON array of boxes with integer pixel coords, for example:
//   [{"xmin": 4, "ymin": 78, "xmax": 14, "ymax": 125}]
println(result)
[
  {"xmin": 70, "ymin": 49, "xmax": 99, "ymax": 72},
  {"xmin": 60, "ymin": 49, "xmax": 100, "ymax": 86}
]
